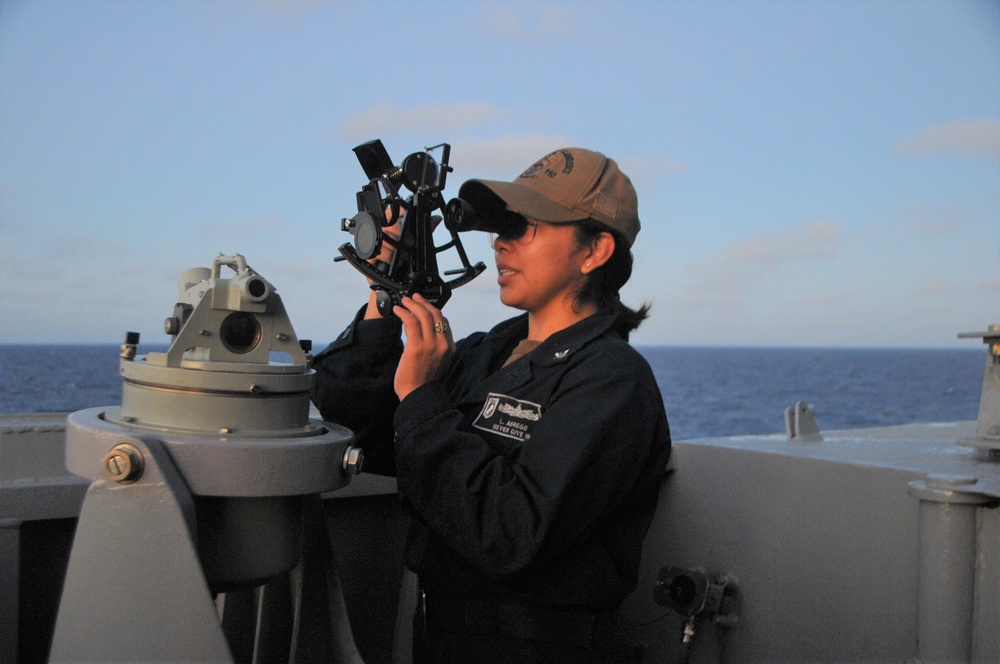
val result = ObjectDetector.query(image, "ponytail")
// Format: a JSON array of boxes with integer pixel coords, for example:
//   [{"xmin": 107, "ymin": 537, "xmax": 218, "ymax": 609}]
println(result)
[{"xmin": 572, "ymin": 220, "xmax": 650, "ymax": 340}]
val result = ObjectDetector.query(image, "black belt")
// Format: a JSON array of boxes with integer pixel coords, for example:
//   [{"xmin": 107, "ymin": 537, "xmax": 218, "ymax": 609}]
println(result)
[{"xmin": 419, "ymin": 590, "xmax": 612, "ymax": 647}]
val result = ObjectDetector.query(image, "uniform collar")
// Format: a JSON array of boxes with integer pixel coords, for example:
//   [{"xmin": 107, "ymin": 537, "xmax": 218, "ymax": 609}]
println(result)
[
  {"xmin": 488, "ymin": 309, "xmax": 619, "ymax": 368},
  {"xmin": 531, "ymin": 309, "xmax": 619, "ymax": 366}
]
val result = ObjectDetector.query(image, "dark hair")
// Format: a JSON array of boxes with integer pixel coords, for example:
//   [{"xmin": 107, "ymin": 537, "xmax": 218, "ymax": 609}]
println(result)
[{"xmin": 572, "ymin": 219, "xmax": 650, "ymax": 339}]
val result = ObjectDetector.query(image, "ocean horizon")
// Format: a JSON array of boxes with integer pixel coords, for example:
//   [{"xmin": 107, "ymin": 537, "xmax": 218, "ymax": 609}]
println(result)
[{"xmin": 1, "ymin": 343, "xmax": 985, "ymax": 441}]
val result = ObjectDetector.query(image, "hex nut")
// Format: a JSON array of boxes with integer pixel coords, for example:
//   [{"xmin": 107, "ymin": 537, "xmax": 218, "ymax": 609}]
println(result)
[{"xmin": 341, "ymin": 446, "xmax": 364, "ymax": 475}]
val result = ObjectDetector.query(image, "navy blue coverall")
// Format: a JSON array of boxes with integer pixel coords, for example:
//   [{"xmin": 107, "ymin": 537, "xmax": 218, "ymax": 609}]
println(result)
[{"xmin": 312, "ymin": 308, "xmax": 671, "ymax": 662}]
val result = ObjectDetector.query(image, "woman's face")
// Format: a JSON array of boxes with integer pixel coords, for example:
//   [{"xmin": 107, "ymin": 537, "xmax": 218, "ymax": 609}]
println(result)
[{"xmin": 493, "ymin": 219, "xmax": 590, "ymax": 317}]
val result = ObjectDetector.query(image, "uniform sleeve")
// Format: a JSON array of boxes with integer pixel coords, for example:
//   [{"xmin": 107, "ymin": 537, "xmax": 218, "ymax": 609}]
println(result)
[
  {"xmin": 311, "ymin": 309, "xmax": 404, "ymax": 475},
  {"xmin": 391, "ymin": 346, "xmax": 670, "ymax": 578}
]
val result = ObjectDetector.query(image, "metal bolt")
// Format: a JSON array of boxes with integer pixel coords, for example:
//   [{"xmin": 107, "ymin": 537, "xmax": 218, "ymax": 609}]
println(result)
[
  {"xmin": 102, "ymin": 443, "xmax": 144, "ymax": 483},
  {"xmin": 108, "ymin": 455, "xmax": 124, "ymax": 475}
]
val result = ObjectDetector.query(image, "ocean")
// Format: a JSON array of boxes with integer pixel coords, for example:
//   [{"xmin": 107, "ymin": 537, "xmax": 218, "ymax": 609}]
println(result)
[{"xmin": 0, "ymin": 344, "xmax": 985, "ymax": 441}]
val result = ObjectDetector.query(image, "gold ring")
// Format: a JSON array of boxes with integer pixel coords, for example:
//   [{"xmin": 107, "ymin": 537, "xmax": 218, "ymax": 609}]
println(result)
[{"xmin": 434, "ymin": 320, "xmax": 449, "ymax": 334}]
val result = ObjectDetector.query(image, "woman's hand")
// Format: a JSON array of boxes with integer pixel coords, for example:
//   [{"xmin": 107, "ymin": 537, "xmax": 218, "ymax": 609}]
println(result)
[{"xmin": 393, "ymin": 293, "xmax": 455, "ymax": 400}]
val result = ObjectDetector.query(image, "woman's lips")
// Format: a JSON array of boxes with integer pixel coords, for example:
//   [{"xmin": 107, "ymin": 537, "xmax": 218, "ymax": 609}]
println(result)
[{"xmin": 497, "ymin": 264, "xmax": 517, "ymax": 285}]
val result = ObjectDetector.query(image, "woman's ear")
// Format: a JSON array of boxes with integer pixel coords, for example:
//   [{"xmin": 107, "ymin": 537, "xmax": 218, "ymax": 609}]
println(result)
[{"xmin": 582, "ymin": 232, "xmax": 615, "ymax": 273}]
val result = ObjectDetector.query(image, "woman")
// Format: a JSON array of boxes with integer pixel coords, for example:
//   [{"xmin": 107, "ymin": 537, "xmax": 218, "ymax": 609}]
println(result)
[{"xmin": 312, "ymin": 148, "xmax": 671, "ymax": 663}]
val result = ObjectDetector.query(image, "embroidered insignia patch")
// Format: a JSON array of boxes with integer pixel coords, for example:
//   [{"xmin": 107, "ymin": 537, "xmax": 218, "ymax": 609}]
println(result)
[{"xmin": 473, "ymin": 392, "xmax": 542, "ymax": 442}]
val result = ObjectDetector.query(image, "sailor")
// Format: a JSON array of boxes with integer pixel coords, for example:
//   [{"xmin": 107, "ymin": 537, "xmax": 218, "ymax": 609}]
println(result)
[{"xmin": 312, "ymin": 147, "xmax": 672, "ymax": 663}]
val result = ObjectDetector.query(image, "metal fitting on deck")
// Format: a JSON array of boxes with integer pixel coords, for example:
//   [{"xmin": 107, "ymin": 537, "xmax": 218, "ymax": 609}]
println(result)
[
  {"xmin": 957, "ymin": 324, "xmax": 1000, "ymax": 453},
  {"xmin": 907, "ymin": 472, "xmax": 998, "ymax": 664}
]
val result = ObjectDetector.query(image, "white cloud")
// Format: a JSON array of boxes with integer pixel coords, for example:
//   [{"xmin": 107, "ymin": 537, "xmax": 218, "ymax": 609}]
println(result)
[
  {"xmin": 337, "ymin": 105, "xmax": 685, "ymax": 187},
  {"xmin": 197, "ymin": 213, "xmax": 284, "ymax": 239},
  {"xmin": 619, "ymin": 155, "xmax": 688, "ymax": 193},
  {"xmin": 706, "ymin": 219, "xmax": 841, "ymax": 275},
  {"xmin": 449, "ymin": 135, "xmax": 574, "ymax": 178},
  {"xmin": 909, "ymin": 219, "xmax": 964, "ymax": 237},
  {"xmin": 980, "ymin": 275, "xmax": 1000, "ymax": 293},
  {"xmin": 448, "ymin": 137, "xmax": 682, "ymax": 185},
  {"xmin": 619, "ymin": 155, "xmax": 688, "ymax": 177},
  {"xmin": 894, "ymin": 119, "xmax": 1000, "ymax": 160},
  {"xmin": 3, "ymin": 232, "xmax": 123, "ymax": 281},
  {"xmin": 250, "ymin": 0, "xmax": 326, "ymax": 17},
  {"xmin": 803, "ymin": 291, "xmax": 858, "ymax": 307},
  {"xmin": 275, "ymin": 260, "xmax": 323, "ymax": 281},
  {"xmin": 898, "ymin": 201, "xmax": 966, "ymax": 237},
  {"xmin": 915, "ymin": 280, "xmax": 959, "ymax": 297},
  {"xmin": 476, "ymin": 5, "xmax": 580, "ymax": 41},
  {"xmin": 674, "ymin": 220, "xmax": 843, "ymax": 309},
  {"xmin": 339, "ymin": 103, "xmax": 505, "ymax": 142}
]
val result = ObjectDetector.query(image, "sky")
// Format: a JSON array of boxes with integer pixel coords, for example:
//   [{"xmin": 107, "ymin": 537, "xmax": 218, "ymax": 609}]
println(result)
[{"xmin": 1, "ymin": 0, "xmax": 998, "ymax": 349}]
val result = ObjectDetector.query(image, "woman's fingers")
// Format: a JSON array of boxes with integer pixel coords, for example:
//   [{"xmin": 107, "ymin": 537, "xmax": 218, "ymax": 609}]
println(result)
[
  {"xmin": 397, "ymin": 293, "xmax": 451, "ymax": 343},
  {"xmin": 392, "ymin": 293, "xmax": 455, "ymax": 400}
]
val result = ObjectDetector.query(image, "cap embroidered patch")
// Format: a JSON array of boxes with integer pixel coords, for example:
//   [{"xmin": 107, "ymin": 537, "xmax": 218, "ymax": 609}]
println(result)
[{"xmin": 594, "ymin": 192, "xmax": 618, "ymax": 219}]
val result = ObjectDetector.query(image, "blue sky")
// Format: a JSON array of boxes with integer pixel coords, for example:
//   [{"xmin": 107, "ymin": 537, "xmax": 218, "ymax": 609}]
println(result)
[{"xmin": 1, "ymin": 0, "xmax": 998, "ymax": 348}]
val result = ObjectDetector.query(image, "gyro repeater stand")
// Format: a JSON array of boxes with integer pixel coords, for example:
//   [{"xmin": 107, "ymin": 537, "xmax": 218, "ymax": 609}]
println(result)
[{"xmin": 50, "ymin": 254, "xmax": 358, "ymax": 663}]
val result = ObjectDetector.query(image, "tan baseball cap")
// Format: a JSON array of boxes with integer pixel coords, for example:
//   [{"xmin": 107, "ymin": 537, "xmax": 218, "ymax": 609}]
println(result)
[{"xmin": 458, "ymin": 148, "xmax": 641, "ymax": 247}]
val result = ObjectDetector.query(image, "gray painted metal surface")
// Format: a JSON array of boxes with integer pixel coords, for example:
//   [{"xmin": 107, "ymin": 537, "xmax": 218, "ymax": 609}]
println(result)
[
  {"xmin": 49, "ymin": 436, "xmax": 235, "ymax": 663},
  {"xmin": 65, "ymin": 407, "xmax": 353, "ymax": 497},
  {"xmin": 621, "ymin": 418, "xmax": 1000, "ymax": 663},
  {"xmin": 3, "ymin": 403, "xmax": 999, "ymax": 663},
  {"xmin": 1, "ymin": 415, "xmax": 87, "ymax": 664}
]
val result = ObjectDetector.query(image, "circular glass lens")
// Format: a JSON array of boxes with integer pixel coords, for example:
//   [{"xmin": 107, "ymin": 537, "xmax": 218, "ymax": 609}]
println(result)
[{"xmin": 220, "ymin": 312, "xmax": 261, "ymax": 354}]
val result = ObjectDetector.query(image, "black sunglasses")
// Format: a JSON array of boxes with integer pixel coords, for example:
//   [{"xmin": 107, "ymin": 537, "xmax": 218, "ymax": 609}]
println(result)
[{"xmin": 488, "ymin": 215, "xmax": 539, "ymax": 249}]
